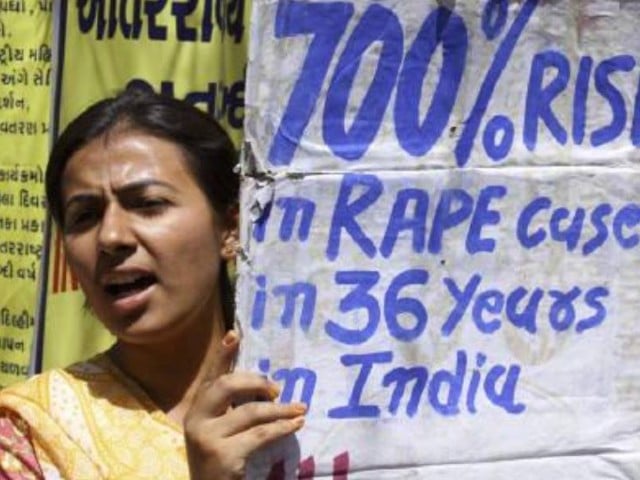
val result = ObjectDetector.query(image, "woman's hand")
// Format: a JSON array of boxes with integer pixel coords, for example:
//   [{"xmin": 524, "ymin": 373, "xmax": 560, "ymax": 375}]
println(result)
[{"xmin": 184, "ymin": 331, "xmax": 306, "ymax": 480}]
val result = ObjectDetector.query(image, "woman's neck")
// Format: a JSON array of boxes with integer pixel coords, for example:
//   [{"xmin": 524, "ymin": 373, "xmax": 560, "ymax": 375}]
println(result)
[{"xmin": 107, "ymin": 317, "xmax": 227, "ymax": 425}]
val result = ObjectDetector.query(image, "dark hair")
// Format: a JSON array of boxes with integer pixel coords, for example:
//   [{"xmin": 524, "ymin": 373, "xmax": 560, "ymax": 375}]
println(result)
[{"xmin": 45, "ymin": 87, "xmax": 240, "ymax": 330}]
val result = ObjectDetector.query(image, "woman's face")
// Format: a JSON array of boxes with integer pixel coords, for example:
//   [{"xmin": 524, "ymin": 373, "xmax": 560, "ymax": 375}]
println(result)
[{"xmin": 60, "ymin": 129, "xmax": 235, "ymax": 344}]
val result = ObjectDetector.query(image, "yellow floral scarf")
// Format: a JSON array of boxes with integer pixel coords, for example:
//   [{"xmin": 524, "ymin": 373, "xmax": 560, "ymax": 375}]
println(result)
[{"xmin": 0, "ymin": 354, "xmax": 189, "ymax": 479}]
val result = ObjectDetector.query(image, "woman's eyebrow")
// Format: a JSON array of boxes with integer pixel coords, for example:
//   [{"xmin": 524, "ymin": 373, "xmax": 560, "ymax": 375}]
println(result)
[
  {"xmin": 115, "ymin": 179, "xmax": 179, "ymax": 196},
  {"xmin": 64, "ymin": 180, "xmax": 178, "ymax": 210},
  {"xmin": 64, "ymin": 193, "xmax": 100, "ymax": 212}
]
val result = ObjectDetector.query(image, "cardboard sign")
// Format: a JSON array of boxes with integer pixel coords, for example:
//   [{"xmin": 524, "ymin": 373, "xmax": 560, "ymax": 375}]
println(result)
[{"xmin": 237, "ymin": 1, "xmax": 640, "ymax": 477}]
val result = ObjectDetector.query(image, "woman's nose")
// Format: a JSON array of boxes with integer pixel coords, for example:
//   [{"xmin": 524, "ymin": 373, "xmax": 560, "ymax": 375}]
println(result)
[{"xmin": 97, "ymin": 204, "xmax": 135, "ymax": 255}]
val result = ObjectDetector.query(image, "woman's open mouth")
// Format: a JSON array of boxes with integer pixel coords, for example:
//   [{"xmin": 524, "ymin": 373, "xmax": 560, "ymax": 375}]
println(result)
[
  {"xmin": 104, "ymin": 274, "xmax": 157, "ymax": 299},
  {"xmin": 101, "ymin": 271, "xmax": 158, "ymax": 315}
]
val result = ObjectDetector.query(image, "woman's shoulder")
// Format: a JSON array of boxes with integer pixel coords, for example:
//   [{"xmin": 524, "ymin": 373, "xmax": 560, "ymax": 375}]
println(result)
[
  {"xmin": 0, "ymin": 354, "xmax": 111, "ymax": 399},
  {"xmin": 0, "ymin": 354, "xmax": 187, "ymax": 479},
  {"xmin": 0, "ymin": 353, "xmax": 117, "ymax": 419},
  {"xmin": 0, "ymin": 354, "xmax": 178, "ymax": 479}
]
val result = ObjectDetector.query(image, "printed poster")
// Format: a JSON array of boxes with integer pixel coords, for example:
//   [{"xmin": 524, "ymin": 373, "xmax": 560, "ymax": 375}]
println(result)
[{"xmin": 0, "ymin": 0, "xmax": 52, "ymax": 386}]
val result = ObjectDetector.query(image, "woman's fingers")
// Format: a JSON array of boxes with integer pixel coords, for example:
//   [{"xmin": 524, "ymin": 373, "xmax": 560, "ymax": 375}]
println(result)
[
  {"xmin": 190, "ymin": 330, "xmax": 269, "ymax": 418},
  {"xmin": 185, "ymin": 413, "xmax": 305, "ymax": 480},
  {"xmin": 202, "ymin": 330, "xmax": 241, "ymax": 384},
  {"xmin": 229, "ymin": 414, "xmax": 306, "ymax": 453},
  {"xmin": 185, "ymin": 400, "xmax": 305, "ymax": 454},
  {"xmin": 184, "ymin": 331, "xmax": 308, "ymax": 479},
  {"xmin": 208, "ymin": 400, "xmax": 307, "ymax": 438},
  {"xmin": 190, "ymin": 370, "xmax": 282, "ymax": 418}
]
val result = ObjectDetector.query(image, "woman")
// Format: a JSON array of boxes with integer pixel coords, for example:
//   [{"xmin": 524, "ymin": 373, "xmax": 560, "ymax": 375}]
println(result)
[{"xmin": 0, "ymin": 88, "xmax": 306, "ymax": 479}]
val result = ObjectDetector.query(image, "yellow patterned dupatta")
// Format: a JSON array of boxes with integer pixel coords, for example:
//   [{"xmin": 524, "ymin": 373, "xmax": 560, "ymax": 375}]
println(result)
[{"xmin": 0, "ymin": 354, "xmax": 189, "ymax": 479}]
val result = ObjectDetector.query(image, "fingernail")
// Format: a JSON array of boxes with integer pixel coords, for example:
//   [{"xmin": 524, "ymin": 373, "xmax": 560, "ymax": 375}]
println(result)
[
  {"xmin": 291, "ymin": 416, "xmax": 305, "ymax": 429},
  {"xmin": 222, "ymin": 330, "xmax": 239, "ymax": 347},
  {"xmin": 268, "ymin": 383, "xmax": 281, "ymax": 400},
  {"xmin": 291, "ymin": 403, "xmax": 307, "ymax": 415}
]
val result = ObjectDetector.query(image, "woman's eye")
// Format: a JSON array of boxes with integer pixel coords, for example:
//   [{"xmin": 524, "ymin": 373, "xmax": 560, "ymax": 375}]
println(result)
[
  {"xmin": 133, "ymin": 197, "xmax": 169, "ymax": 213},
  {"xmin": 64, "ymin": 209, "xmax": 98, "ymax": 232}
]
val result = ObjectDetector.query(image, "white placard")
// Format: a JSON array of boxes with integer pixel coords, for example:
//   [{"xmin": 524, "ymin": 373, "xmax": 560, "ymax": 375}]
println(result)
[{"xmin": 238, "ymin": 1, "xmax": 640, "ymax": 478}]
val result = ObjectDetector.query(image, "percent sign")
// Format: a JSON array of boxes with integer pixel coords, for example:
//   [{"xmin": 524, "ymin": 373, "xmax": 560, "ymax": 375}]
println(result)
[
  {"xmin": 455, "ymin": 0, "xmax": 539, "ymax": 165},
  {"xmin": 267, "ymin": 0, "xmax": 539, "ymax": 167}
]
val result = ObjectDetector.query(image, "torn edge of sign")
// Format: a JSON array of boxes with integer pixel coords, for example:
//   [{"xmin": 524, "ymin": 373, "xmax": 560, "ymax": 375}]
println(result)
[
  {"xmin": 240, "ymin": 139, "xmax": 276, "ymax": 218},
  {"xmin": 239, "ymin": 139, "xmax": 312, "ymax": 227}
]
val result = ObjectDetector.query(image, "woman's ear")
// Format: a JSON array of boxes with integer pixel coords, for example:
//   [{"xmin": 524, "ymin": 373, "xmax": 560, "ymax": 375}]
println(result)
[
  {"xmin": 220, "ymin": 205, "xmax": 239, "ymax": 261},
  {"xmin": 220, "ymin": 227, "xmax": 239, "ymax": 260}
]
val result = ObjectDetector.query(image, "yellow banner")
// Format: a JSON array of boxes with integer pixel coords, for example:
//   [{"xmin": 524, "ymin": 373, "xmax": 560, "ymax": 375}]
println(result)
[
  {"xmin": 0, "ymin": 0, "xmax": 52, "ymax": 386},
  {"xmin": 43, "ymin": 0, "xmax": 250, "ymax": 370}
]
